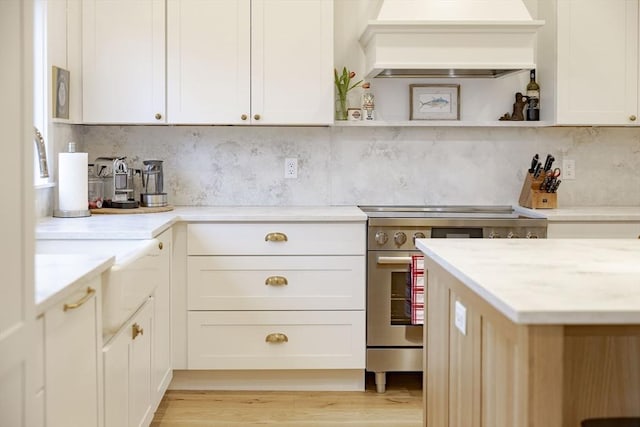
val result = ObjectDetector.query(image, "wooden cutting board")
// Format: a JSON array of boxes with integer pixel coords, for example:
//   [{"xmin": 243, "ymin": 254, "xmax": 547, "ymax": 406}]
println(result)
[{"xmin": 90, "ymin": 205, "xmax": 174, "ymax": 215}]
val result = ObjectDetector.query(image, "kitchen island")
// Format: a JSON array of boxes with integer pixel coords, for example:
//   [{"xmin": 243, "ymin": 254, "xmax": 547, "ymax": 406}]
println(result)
[{"xmin": 416, "ymin": 239, "xmax": 640, "ymax": 427}]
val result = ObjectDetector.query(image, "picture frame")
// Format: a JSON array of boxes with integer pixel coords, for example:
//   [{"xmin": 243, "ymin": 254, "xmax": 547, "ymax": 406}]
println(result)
[
  {"xmin": 409, "ymin": 84, "xmax": 460, "ymax": 120},
  {"xmin": 52, "ymin": 66, "xmax": 70, "ymax": 119}
]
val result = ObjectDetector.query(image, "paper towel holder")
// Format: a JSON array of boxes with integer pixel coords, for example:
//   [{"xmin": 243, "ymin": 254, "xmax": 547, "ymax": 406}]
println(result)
[{"xmin": 53, "ymin": 142, "xmax": 91, "ymax": 218}]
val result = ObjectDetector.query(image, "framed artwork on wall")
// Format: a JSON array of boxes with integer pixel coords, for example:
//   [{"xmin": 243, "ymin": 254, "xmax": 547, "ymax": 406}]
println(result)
[
  {"xmin": 409, "ymin": 84, "xmax": 460, "ymax": 120},
  {"xmin": 52, "ymin": 66, "xmax": 70, "ymax": 119}
]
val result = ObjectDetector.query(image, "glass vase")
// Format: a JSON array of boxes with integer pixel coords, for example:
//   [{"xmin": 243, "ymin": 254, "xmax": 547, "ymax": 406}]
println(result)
[{"xmin": 335, "ymin": 94, "xmax": 349, "ymax": 121}]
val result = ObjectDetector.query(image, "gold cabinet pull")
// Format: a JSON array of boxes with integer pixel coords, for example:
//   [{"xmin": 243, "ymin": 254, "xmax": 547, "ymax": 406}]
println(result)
[
  {"xmin": 158, "ymin": 242, "xmax": 163, "ymax": 250},
  {"xmin": 254, "ymin": 114, "xmax": 261, "ymax": 120},
  {"xmin": 241, "ymin": 114, "xmax": 248, "ymax": 121},
  {"xmin": 630, "ymin": 115, "xmax": 637, "ymax": 122},
  {"xmin": 265, "ymin": 333, "xmax": 288, "ymax": 343},
  {"xmin": 63, "ymin": 287, "xmax": 96, "ymax": 312},
  {"xmin": 265, "ymin": 276, "xmax": 288, "ymax": 286},
  {"xmin": 155, "ymin": 113, "xmax": 162, "ymax": 120},
  {"xmin": 265, "ymin": 232, "xmax": 287, "ymax": 242},
  {"xmin": 132, "ymin": 323, "xmax": 144, "ymax": 340}
]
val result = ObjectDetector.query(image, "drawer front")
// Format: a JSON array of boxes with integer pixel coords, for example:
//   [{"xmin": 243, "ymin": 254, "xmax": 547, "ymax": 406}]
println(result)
[
  {"xmin": 187, "ymin": 311, "xmax": 365, "ymax": 370},
  {"xmin": 188, "ymin": 256, "xmax": 365, "ymax": 310},
  {"xmin": 187, "ymin": 222, "xmax": 365, "ymax": 255}
]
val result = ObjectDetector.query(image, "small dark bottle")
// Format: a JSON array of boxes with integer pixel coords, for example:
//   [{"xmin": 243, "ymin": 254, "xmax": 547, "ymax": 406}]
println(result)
[{"xmin": 526, "ymin": 69, "xmax": 540, "ymax": 121}]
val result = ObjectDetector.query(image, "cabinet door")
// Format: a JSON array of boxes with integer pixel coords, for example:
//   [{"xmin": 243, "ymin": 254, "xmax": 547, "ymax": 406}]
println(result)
[
  {"xmin": 556, "ymin": 0, "xmax": 639, "ymax": 125},
  {"xmin": 83, "ymin": 0, "xmax": 166, "ymax": 124},
  {"xmin": 45, "ymin": 283, "xmax": 101, "ymax": 427},
  {"xmin": 0, "ymin": 1, "xmax": 35, "ymax": 426},
  {"xmin": 103, "ymin": 322, "xmax": 130, "ymax": 427},
  {"xmin": 251, "ymin": 0, "xmax": 333, "ymax": 125},
  {"xmin": 152, "ymin": 231, "xmax": 172, "ymax": 407},
  {"xmin": 129, "ymin": 297, "xmax": 154, "ymax": 427},
  {"xmin": 167, "ymin": 0, "xmax": 250, "ymax": 124}
]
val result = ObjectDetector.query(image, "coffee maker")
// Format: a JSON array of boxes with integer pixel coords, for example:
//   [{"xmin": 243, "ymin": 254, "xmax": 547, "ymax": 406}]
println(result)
[
  {"xmin": 140, "ymin": 160, "xmax": 168, "ymax": 207},
  {"xmin": 94, "ymin": 157, "xmax": 138, "ymax": 208}
]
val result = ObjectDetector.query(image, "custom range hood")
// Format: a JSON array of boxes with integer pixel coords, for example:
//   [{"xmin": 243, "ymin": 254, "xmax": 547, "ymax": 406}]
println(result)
[{"xmin": 359, "ymin": 0, "xmax": 544, "ymax": 78}]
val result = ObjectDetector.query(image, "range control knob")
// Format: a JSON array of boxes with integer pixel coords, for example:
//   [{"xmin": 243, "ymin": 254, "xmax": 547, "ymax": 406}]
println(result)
[
  {"xmin": 489, "ymin": 231, "xmax": 501, "ymax": 239},
  {"xmin": 375, "ymin": 231, "xmax": 388, "ymax": 245},
  {"xmin": 394, "ymin": 232, "xmax": 407, "ymax": 246},
  {"xmin": 507, "ymin": 231, "xmax": 519, "ymax": 239},
  {"xmin": 413, "ymin": 232, "xmax": 426, "ymax": 245},
  {"xmin": 526, "ymin": 231, "xmax": 539, "ymax": 239}
]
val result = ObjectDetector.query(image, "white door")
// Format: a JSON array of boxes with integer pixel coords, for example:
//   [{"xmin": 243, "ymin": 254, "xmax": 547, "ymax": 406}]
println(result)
[
  {"xmin": 0, "ymin": 0, "xmax": 36, "ymax": 426},
  {"xmin": 167, "ymin": 0, "xmax": 251, "ymax": 124},
  {"xmin": 251, "ymin": 0, "xmax": 334, "ymax": 125},
  {"xmin": 556, "ymin": 0, "xmax": 639, "ymax": 125},
  {"xmin": 83, "ymin": 0, "xmax": 166, "ymax": 124}
]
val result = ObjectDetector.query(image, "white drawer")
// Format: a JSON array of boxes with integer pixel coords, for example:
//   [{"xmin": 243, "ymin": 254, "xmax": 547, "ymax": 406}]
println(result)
[
  {"xmin": 188, "ymin": 256, "xmax": 365, "ymax": 310},
  {"xmin": 187, "ymin": 311, "xmax": 365, "ymax": 370},
  {"xmin": 187, "ymin": 223, "xmax": 365, "ymax": 255}
]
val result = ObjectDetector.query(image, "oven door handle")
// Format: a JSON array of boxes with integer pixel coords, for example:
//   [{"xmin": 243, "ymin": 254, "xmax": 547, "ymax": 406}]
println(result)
[{"xmin": 376, "ymin": 256, "xmax": 413, "ymax": 265}]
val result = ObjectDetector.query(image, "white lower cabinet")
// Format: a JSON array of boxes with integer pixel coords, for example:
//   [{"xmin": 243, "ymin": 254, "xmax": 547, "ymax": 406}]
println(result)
[
  {"xmin": 548, "ymin": 222, "xmax": 640, "ymax": 238},
  {"xmin": 104, "ymin": 297, "xmax": 154, "ymax": 427},
  {"xmin": 44, "ymin": 280, "xmax": 102, "ymax": 427},
  {"xmin": 186, "ymin": 222, "xmax": 366, "ymax": 376},
  {"xmin": 188, "ymin": 310, "xmax": 365, "ymax": 369}
]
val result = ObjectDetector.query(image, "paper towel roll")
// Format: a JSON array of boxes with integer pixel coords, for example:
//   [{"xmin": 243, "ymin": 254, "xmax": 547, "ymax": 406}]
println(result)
[{"xmin": 58, "ymin": 151, "xmax": 88, "ymax": 212}]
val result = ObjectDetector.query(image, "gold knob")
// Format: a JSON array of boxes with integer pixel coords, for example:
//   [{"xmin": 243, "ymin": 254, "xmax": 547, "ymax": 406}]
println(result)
[
  {"xmin": 265, "ymin": 276, "xmax": 288, "ymax": 286},
  {"xmin": 265, "ymin": 333, "xmax": 288, "ymax": 343},
  {"xmin": 132, "ymin": 323, "xmax": 144, "ymax": 340},
  {"xmin": 631, "ymin": 115, "xmax": 637, "ymax": 121},
  {"xmin": 254, "ymin": 114, "xmax": 261, "ymax": 120},
  {"xmin": 155, "ymin": 113, "xmax": 162, "ymax": 120},
  {"xmin": 158, "ymin": 242, "xmax": 163, "ymax": 250},
  {"xmin": 265, "ymin": 232, "xmax": 288, "ymax": 242},
  {"xmin": 63, "ymin": 287, "xmax": 96, "ymax": 312},
  {"xmin": 241, "ymin": 114, "xmax": 248, "ymax": 121}
]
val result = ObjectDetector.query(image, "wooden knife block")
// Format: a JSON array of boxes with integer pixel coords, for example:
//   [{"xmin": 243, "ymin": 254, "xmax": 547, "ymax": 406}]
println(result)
[{"xmin": 518, "ymin": 172, "xmax": 558, "ymax": 209}]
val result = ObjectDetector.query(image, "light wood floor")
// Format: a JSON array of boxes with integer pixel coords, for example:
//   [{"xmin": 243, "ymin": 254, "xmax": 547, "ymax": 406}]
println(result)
[{"xmin": 151, "ymin": 373, "xmax": 423, "ymax": 426}]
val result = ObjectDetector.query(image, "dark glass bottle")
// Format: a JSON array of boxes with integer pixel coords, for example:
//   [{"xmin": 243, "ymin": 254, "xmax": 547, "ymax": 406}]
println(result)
[{"xmin": 526, "ymin": 69, "xmax": 540, "ymax": 121}]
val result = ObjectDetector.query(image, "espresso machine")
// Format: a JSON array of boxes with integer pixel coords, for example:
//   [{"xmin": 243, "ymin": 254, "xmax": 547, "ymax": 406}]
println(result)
[
  {"xmin": 94, "ymin": 157, "xmax": 138, "ymax": 208},
  {"xmin": 140, "ymin": 160, "xmax": 168, "ymax": 207}
]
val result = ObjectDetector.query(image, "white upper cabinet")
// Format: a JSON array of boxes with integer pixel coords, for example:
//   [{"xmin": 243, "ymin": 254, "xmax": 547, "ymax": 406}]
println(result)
[
  {"xmin": 83, "ymin": 0, "xmax": 166, "ymax": 124},
  {"xmin": 167, "ymin": 0, "xmax": 333, "ymax": 125},
  {"xmin": 540, "ymin": 0, "xmax": 639, "ymax": 125}
]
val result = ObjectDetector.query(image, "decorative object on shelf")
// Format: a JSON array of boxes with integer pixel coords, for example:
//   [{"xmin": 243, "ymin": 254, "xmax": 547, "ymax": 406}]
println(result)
[
  {"xmin": 52, "ymin": 66, "xmax": 70, "ymax": 119},
  {"xmin": 499, "ymin": 92, "xmax": 527, "ymax": 121},
  {"xmin": 334, "ymin": 67, "xmax": 363, "ymax": 121},
  {"xmin": 410, "ymin": 84, "xmax": 460, "ymax": 120},
  {"xmin": 347, "ymin": 108, "xmax": 362, "ymax": 121},
  {"xmin": 361, "ymin": 82, "xmax": 375, "ymax": 120}
]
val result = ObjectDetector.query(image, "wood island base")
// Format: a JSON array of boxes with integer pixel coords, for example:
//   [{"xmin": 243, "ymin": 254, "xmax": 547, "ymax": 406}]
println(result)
[{"xmin": 424, "ymin": 260, "xmax": 640, "ymax": 427}]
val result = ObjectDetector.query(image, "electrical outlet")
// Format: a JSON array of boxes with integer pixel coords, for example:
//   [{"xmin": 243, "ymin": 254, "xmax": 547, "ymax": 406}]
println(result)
[
  {"xmin": 454, "ymin": 301, "xmax": 467, "ymax": 335},
  {"xmin": 563, "ymin": 159, "xmax": 576, "ymax": 180},
  {"xmin": 284, "ymin": 158, "xmax": 298, "ymax": 179}
]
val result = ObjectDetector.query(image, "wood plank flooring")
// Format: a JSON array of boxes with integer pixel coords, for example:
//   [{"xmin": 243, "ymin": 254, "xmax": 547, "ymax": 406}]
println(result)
[{"xmin": 151, "ymin": 373, "xmax": 423, "ymax": 426}]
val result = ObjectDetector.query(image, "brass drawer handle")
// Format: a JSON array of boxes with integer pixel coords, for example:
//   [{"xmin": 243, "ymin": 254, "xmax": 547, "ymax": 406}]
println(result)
[
  {"xmin": 265, "ymin": 276, "xmax": 288, "ymax": 286},
  {"xmin": 63, "ymin": 287, "xmax": 96, "ymax": 312},
  {"xmin": 630, "ymin": 115, "xmax": 637, "ymax": 122},
  {"xmin": 241, "ymin": 114, "xmax": 248, "ymax": 121},
  {"xmin": 155, "ymin": 113, "xmax": 162, "ymax": 120},
  {"xmin": 132, "ymin": 323, "xmax": 144, "ymax": 340},
  {"xmin": 265, "ymin": 232, "xmax": 288, "ymax": 242},
  {"xmin": 254, "ymin": 114, "xmax": 261, "ymax": 120},
  {"xmin": 158, "ymin": 242, "xmax": 163, "ymax": 250},
  {"xmin": 265, "ymin": 333, "xmax": 288, "ymax": 343}
]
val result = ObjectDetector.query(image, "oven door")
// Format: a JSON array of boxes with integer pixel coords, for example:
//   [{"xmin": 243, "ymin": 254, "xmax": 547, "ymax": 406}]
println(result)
[{"xmin": 367, "ymin": 251, "xmax": 423, "ymax": 347}]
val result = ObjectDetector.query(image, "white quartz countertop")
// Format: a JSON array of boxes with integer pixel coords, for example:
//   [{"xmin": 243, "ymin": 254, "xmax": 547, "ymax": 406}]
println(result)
[
  {"xmin": 416, "ymin": 239, "xmax": 640, "ymax": 325},
  {"xmin": 518, "ymin": 206, "xmax": 640, "ymax": 222},
  {"xmin": 35, "ymin": 254, "xmax": 114, "ymax": 314},
  {"xmin": 36, "ymin": 206, "xmax": 367, "ymax": 239}
]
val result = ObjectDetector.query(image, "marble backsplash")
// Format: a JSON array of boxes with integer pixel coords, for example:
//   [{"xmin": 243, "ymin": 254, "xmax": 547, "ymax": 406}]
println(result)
[{"xmin": 38, "ymin": 124, "xmax": 640, "ymax": 215}]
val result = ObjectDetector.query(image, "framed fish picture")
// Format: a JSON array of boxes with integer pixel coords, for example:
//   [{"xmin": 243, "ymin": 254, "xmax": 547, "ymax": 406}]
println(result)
[{"xmin": 410, "ymin": 84, "xmax": 460, "ymax": 120}]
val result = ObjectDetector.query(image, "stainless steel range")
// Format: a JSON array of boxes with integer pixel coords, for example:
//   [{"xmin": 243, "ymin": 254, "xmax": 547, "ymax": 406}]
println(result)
[{"xmin": 359, "ymin": 205, "xmax": 547, "ymax": 393}]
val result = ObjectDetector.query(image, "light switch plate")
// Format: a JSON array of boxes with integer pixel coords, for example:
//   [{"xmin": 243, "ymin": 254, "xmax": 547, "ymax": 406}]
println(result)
[{"xmin": 454, "ymin": 300, "xmax": 467, "ymax": 335}]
